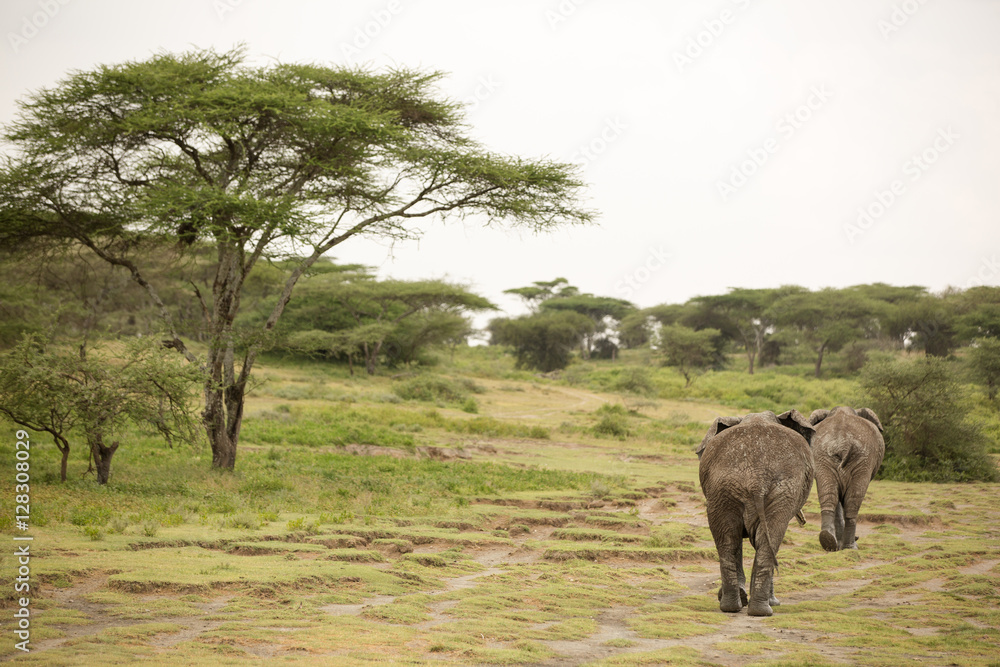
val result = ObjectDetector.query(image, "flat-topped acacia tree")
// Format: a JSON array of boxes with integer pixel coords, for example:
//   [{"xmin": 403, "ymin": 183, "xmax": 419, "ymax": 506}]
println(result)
[{"xmin": 0, "ymin": 46, "xmax": 593, "ymax": 469}]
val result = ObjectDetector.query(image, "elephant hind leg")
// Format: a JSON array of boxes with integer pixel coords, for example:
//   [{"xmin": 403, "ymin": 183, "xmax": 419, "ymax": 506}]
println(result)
[
  {"xmin": 709, "ymin": 517, "xmax": 745, "ymax": 613},
  {"xmin": 841, "ymin": 476, "xmax": 872, "ymax": 550},
  {"xmin": 819, "ymin": 510, "xmax": 839, "ymax": 552},
  {"xmin": 835, "ymin": 501, "xmax": 846, "ymax": 548},
  {"xmin": 747, "ymin": 523, "xmax": 780, "ymax": 617}
]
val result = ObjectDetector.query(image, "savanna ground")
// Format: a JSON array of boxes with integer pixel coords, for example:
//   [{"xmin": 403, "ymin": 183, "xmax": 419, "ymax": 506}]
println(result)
[{"xmin": 1, "ymin": 349, "xmax": 999, "ymax": 666}]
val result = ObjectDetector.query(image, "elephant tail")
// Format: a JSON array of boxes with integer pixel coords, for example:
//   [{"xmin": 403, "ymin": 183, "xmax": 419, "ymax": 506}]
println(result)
[{"xmin": 752, "ymin": 493, "xmax": 780, "ymax": 571}]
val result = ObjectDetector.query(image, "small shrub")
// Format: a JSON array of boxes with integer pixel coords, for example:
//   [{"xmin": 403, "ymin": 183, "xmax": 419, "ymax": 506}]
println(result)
[
  {"xmin": 528, "ymin": 426, "xmax": 551, "ymax": 439},
  {"xmin": 83, "ymin": 526, "xmax": 104, "ymax": 541},
  {"xmin": 141, "ymin": 522, "xmax": 159, "ymax": 537},
  {"xmin": 394, "ymin": 376, "xmax": 471, "ymax": 404},
  {"xmin": 593, "ymin": 414, "xmax": 630, "ymax": 439},
  {"xmin": 70, "ymin": 506, "xmax": 112, "ymax": 527},
  {"xmin": 592, "ymin": 405, "xmax": 631, "ymax": 439},
  {"xmin": 460, "ymin": 397, "xmax": 479, "ymax": 413},
  {"xmin": 861, "ymin": 354, "xmax": 998, "ymax": 482},
  {"xmin": 224, "ymin": 512, "xmax": 262, "ymax": 530},
  {"xmin": 109, "ymin": 517, "xmax": 129, "ymax": 535},
  {"xmin": 613, "ymin": 367, "xmax": 656, "ymax": 396}
]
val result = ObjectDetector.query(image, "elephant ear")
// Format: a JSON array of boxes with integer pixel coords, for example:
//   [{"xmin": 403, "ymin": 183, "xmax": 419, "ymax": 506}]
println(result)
[
  {"xmin": 776, "ymin": 409, "xmax": 816, "ymax": 444},
  {"xmin": 855, "ymin": 408, "xmax": 884, "ymax": 432},
  {"xmin": 696, "ymin": 416, "xmax": 742, "ymax": 458},
  {"xmin": 808, "ymin": 409, "xmax": 831, "ymax": 426}
]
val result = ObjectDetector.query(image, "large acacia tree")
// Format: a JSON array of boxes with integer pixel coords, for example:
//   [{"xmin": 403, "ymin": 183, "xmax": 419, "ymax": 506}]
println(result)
[{"xmin": 0, "ymin": 46, "xmax": 592, "ymax": 469}]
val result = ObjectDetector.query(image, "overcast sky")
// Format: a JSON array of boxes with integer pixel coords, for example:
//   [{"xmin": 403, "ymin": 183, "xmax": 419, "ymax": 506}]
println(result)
[{"xmin": 2, "ymin": 0, "xmax": 998, "ymax": 324}]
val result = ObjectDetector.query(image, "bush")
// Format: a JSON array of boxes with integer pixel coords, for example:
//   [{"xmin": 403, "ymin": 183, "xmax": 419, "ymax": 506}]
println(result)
[
  {"xmin": 393, "ymin": 376, "xmax": 472, "ymax": 405},
  {"xmin": 860, "ymin": 354, "xmax": 998, "ymax": 482},
  {"xmin": 612, "ymin": 367, "xmax": 656, "ymax": 396},
  {"xmin": 592, "ymin": 405, "xmax": 631, "ymax": 439}
]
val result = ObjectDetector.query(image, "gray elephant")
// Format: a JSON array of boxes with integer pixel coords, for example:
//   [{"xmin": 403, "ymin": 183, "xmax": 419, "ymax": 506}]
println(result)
[
  {"xmin": 697, "ymin": 410, "xmax": 815, "ymax": 617},
  {"xmin": 809, "ymin": 407, "xmax": 885, "ymax": 552}
]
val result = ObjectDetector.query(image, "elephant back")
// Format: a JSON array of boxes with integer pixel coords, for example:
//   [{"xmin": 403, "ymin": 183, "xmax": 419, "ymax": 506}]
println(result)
[
  {"xmin": 812, "ymin": 409, "xmax": 886, "ymax": 474},
  {"xmin": 699, "ymin": 420, "xmax": 814, "ymax": 491}
]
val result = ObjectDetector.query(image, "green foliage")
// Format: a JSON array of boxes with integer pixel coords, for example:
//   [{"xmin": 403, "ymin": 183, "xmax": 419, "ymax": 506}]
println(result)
[
  {"xmin": 393, "ymin": 375, "xmax": 481, "ymax": 406},
  {"xmin": 966, "ymin": 337, "xmax": 1000, "ymax": 401},
  {"xmin": 771, "ymin": 288, "xmax": 886, "ymax": 377},
  {"xmin": 0, "ymin": 334, "xmax": 201, "ymax": 483},
  {"xmin": 489, "ymin": 310, "xmax": 594, "ymax": 372},
  {"xmin": 274, "ymin": 266, "xmax": 495, "ymax": 374},
  {"xmin": 592, "ymin": 413, "xmax": 631, "ymax": 439},
  {"xmin": 656, "ymin": 324, "xmax": 723, "ymax": 387},
  {"xmin": 611, "ymin": 367, "xmax": 657, "ymax": 396},
  {"xmin": 860, "ymin": 354, "xmax": 998, "ymax": 482},
  {"xmin": 241, "ymin": 406, "xmax": 417, "ymax": 450},
  {"xmin": 0, "ymin": 45, "xmax": 592, "ymax": 469}
]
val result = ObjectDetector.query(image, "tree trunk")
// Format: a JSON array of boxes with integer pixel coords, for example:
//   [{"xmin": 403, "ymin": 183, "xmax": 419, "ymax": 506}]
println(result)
[
  {"xmin": 89, "ymin": 433, "xmax": 119, "ymax": 485},
  {"xmin": 201, "ymin": 243, "xmax": 252, "ymax": 470},
  {"xmin": 57, "ymin": 440, "xmax": 69, "ymax": 483},
  {"xmin": 364, "ymin": 341, "xmax": 382, "ymax": 375},
  {"xmin": 814, "ymin": 342, "xmax": 827, "ymax": 378},
  {"xmin": 203, "ymin": 356, "xmax": 247, "ymax": 470}
]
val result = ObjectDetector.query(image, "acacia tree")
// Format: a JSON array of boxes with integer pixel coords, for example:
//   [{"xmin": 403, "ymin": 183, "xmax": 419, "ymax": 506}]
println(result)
[
  {"xmin": 0, "ymin": 335, "xmax": 200, "ymax": 484},
  {"xmin": 540, "ymin": 293, "xmax": 635, "ymax": 359},
  {"xmin": 657, "ymin": 324, "xmax": 722, "ymax": 387},
  {"xmin": 0, "ymin": 47, "xmax": 592, "ymax": 469},
  {"xmin": 771, "ymin": 288, "xmax": 884, "ymax": 377},
  {"xmin": 691, "ymin": 287, "xmax": 805, "ymax": 374},
  {"xmin": 488, "ymin": 310, "xmax": 594, "ymax": 372},
  {"xmin": 280, "ymin": 269, "xmax": 494, "ymax": 374}
]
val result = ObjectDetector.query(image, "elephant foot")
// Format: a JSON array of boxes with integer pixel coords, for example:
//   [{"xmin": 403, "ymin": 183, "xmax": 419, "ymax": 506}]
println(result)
[
  {"xmin": 769, "ymin": 594, "xmax": 780, "ymax": 607},
  {"xmin": 718, "ymin": 587, "xmax": 745, "ymax": 613},
  {"xmin": 846, "ymin": 540, "xmax": 858, "ymax": 550},
  {"xmin": 819, "ymin": 528, "xmax": 839, "ymax": 552},
  {"xmin": 747, "ymin": 600, "xmax": 773, "ymax": 617}
]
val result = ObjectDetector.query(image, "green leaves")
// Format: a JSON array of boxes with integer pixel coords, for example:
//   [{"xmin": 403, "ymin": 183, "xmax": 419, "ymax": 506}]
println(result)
[{"xmin": 1, "ymin": 45, "xmax": 592, "ymax": 250}]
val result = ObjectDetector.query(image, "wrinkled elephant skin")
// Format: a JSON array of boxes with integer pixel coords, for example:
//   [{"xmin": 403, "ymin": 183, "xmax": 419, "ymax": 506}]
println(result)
[
  {"xmin": 809, "ymin": 407, "xmax": 885, "ymax": 551},
  {"xmin": 697, "ymin": 410, "xmax": 815, "ymax": 616}
]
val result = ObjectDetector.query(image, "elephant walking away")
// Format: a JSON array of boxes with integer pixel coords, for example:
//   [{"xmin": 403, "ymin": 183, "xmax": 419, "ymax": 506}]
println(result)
[
  {"xmin": 809, "ymin": 407, "xmax": 885, "ymax": 552},
  {"xmin": 697, "ymin": 410, "xmax": 815, "ymax": 617}
]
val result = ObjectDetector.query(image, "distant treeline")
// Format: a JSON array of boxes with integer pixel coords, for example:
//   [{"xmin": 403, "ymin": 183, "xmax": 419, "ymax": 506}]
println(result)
[
  {"xmin": 3, "ymin": 253, "xmax": 999, "ymax": 381},
  {"xmin": 488, "ymin": 278, "xmax": 1000, "ymax": 378}
]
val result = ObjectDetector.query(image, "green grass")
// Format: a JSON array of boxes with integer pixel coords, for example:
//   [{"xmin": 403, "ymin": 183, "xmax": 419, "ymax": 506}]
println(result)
[{"xmin": 1, "ymin": 348, "xmax": 999, "ymax": 665}]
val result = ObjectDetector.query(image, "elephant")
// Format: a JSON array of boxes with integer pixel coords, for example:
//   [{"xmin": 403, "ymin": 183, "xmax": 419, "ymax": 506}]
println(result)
[
  {"xmin": 697, "ymin": 410, "xmax": 815, "ymax": 617},
  {"xmin": 808, "ymin": 407, "xmax": 885, "ymax": 552}
]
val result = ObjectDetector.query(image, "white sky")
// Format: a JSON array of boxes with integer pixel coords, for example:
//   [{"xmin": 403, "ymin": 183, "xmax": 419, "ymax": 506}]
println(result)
[{"xmin": 2, "ymin": 0, "xmax": 999, "ymax": 325}]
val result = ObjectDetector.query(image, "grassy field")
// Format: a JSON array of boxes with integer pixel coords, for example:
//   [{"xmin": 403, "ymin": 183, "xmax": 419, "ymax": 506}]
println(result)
[{"xmin": 1, "ymin": 350, "xmax": 999, "ymax": 665}]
